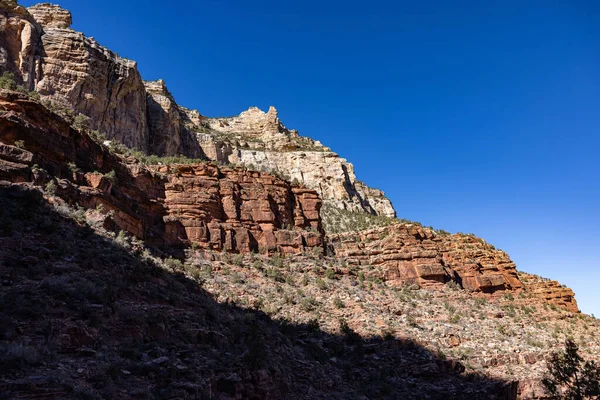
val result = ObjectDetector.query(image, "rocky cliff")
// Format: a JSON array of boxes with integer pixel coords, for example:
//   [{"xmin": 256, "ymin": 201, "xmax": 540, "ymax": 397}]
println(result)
[
  {"xmin": 0, "ymin": 91, "xmax": 323, "ymax": 255},
  {"xmin": 200, "ymin": 106, "xmax": 397, "ymax": 217},
  {"xmin": 0, "ymin": 2, "xmax": 397, "ymax": 218},
  {"xmin": 144, "ymin": 79, "xmax": 203, "ymax": 157},
  {"xmin": 0, "ymin": 0, "xmax": 40, "ymax": 88},
  {"xmin": 329, "ymin": 223, "xmax": 579, "ymax": 312},
  {"xmin": 15, "ymin": 3, "xmax": 149, "ymax": 149}
]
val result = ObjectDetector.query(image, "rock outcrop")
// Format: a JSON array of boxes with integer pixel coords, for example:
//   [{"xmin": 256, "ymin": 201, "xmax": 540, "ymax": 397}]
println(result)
[
  {"xmin": 0, "ymin": 91, "xmax": 323, "ymax": 254},
  {"xmin": 154, "ymin": 164, "xmax": 322, "ymax": 253},
  {"xmin": 144, "ymin": 79, "xmax": 203, "ymax": 157},
  {"xmin": 200, "ymin": 106, "xmax": 397, "ymax": 217},
  {"xmin": 27, "ymin": 2, "xmax": 71, "ymax": 28},
  {"xmin": 330, "ymin": 223, "xmax": 523, "ymax": 294},
  {"xmin": 32, "ymin": 4, "xmax": 149, "ymax": 150},
  {"xmin": 329, "ymin": 223, "xmax": 580, "ymax": 311},
  {"xmin": 0, "ymin": 2, "xmax": 150, "ymax": 150},
  {"xmin": 0, "ymin": 0, "xmax": 41, "ymax": 87},
  {"xmin": 519, "ymin": 272, "xmax": 579, "ymax": 313}
]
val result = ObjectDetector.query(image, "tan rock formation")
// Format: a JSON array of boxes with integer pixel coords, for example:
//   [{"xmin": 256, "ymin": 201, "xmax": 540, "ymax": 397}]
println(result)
[
  {"xmin": 0, "ymin": 2, "xmax": 150, "ymax": 150},
  {"xmin": 144, "ymin": 79, "xmax": 202, "ymax": 157},
  {"xmin": 200, "ymin": 106, "xmax": 397, "ymax": 218},
  {"xmin": 27, "ymin": 3, "xmax": 71, "ymax": 28},
  {"xmin": 32, "ymin": 16, "xmax": 149, "ymax": 150},
  {"xmin": 0, "ymin": 0, "xmax": 40, "ymax": 87},
  {"xmin": 208, "ymin": 106, "xmax": 289, "ymax": 139}
]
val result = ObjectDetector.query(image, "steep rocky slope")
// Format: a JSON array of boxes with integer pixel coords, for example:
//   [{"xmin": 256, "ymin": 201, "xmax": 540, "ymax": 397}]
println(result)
[
  {"xmin": 0, "ymin": 91, "xmax": 323, "ymax": 255},
  {"xmin": 0, "ymin": 182, "xmax": 522, "ymax": 399},
  {"xmin": 0, "ymin": 1, "xmax": 396, "ymax": 218}
]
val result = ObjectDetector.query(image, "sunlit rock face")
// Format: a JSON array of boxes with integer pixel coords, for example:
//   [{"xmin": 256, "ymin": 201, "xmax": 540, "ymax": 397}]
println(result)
[{"xmin": 0, "ymin": 1, "xmax": 395, "ymax": 218}]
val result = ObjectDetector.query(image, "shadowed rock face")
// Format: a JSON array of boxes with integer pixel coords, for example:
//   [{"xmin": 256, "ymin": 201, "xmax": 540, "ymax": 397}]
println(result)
[
  {"xmin": 0, "ymin": 181, "xmax": 518, "ymax": 400},
  {"xmin": 144, "ymin": 79, "xmax": 203, "ymax": 157},
  {"xmin": 0, "ymin": 91, "xmax": 323, "ymax": 255}
]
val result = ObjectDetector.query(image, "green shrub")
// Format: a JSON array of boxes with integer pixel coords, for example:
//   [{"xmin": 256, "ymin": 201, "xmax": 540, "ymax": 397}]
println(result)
[
  {"xmin": 104, "ymin": 170, "xmax": 118, "ymax": 185},
  {"xmin": 300, "ymin": 296, "xmax": 318, "ymax": 312},
  {"xmin": 73, "ymin": 114, "xmax": 90, "ymax": 131},
  {"xmin": 27, "ymin": 90, "xmax": 40, "ymax": 101},
  {"xmin": 44, "ymin": 180, "xmax": 57, "ymax": 195},
  {"xmin": 0, "ymin": 72, "xmax": 18, "ymax": 91},
  {"xmin": 164, "ymin": 257, "xmax": 184, "ymax": 273},
  {"xmin": 325, "ymin": 268, "xmax": 335, "ymax": 280},
  {"xmin": 543, "ymin": 339, "xmax": 600, "ymax": 399}
]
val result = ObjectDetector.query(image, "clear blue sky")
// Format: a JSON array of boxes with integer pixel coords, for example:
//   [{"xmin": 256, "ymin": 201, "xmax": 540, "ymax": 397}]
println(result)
[{"xmin": 21, "ymin": 0, "xmax": 600, "ymax": 316}]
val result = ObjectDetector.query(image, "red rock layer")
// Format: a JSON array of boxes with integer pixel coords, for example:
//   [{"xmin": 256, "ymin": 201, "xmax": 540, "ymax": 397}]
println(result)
[
  {"xmin": 519, "ymin": 272, "xmax": 579, "ymax": 313},
  {"xmin": 0, "ymin": 91, "xmax": 323, "ymax": 254},
  {"xmin": 330, "ymin": 223, "xmax": 522, "ymax": 293},
  {"xmin": 330, "ymin": 224, "xmax": 580, "ymax": 311}
]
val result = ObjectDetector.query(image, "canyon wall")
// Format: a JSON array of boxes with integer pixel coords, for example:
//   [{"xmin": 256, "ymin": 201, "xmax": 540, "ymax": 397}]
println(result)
[
  {"xmin": 0, "ymin": 2, "xmax": 397, "ymax": 218},
  {"xmin": 0, "ymin": 91, "xmax": 323, "ymax": 255},
  {"xmin": 0, "ymin": 3, "xmax": 580, "ymax": 314}
]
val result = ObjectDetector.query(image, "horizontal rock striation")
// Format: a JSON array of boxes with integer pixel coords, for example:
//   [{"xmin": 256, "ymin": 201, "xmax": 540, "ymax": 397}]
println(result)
[
  {"xmin": 27, "ymin": 2, "xmax": 71, "ymax": 28},
  {"xmin": 519, "ymin": 272, "xmax": 579, "ymax": 313},
  {"xmin": 200, "ymin": 106, "xmax": 397, "ymax": 218},
  {"xmin": 32, "ymin": 5, "xmax": 149, "ymax": 150},
  {"xmin": 329, "ymin": 223, "xmax": 580, "ymax": 311},
  {"xmin": 0, "ymin": 91, "xmax": 323, "ymax": 254},
  {"xmin": 330, "ymin": 223, "xmax": 523, "ymax": 294},
  {"xmin": 149, "ymin": 163, "xmax": 323, "ymax": 254}
]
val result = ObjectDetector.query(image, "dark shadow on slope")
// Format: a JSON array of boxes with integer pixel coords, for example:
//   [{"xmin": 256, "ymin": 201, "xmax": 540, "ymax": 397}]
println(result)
[{"xmin": 0, "ymin": 183, "xmax": 517, "ymax": 400}]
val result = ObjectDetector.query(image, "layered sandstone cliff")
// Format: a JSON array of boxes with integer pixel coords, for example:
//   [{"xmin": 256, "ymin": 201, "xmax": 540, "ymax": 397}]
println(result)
[
  {"xmin": 518, "ymin": 272, "xmax": 578, "ymax": 313},
  {"xmin": 0, "ymin": 0, "xmax": 40, "ymax": 87},
  {"xmin": 144, "ymin": 79, "xmax": 203, "ymax": 157},
  {"xmin": 199, "ymin": 106, "xmax": 397, "ymax": 217},
  {"xmin": 0, "ymin": 91, "xmax": 323, "ymax": 255},
  {"xmin": 31, "ymin": 3, "xmax": 149, "ymax": 150},
  {"xmin": 0, "ymin": 2, "xmax": 397, "ymax": 218},
  {"xmin": 329, "ymin": 223, "xmax": 579, "ymax": 312}
]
